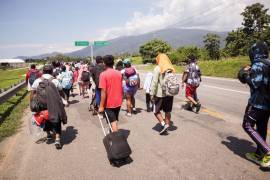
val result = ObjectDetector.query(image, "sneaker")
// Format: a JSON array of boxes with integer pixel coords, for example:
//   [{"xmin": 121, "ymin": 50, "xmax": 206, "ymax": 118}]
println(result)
[
  {"xmin": 195, "ymin": 103, "xmax": 201, "ymax": 113},
  {"xmin": 260, "ymin": 154, "xmax": 270, "ymax": 167},
  {"xmin": 46, "ymin": 133, "xmax": 54, "ymax": 144},
  {"xmin": 159, "ymin": 124, "xmax": 169, "ymax": 135},
  {"xmin": 55, "ymin": 139, "xmax": 62, "ymax": 150},
  {"xmin": 132, "ymin": 108, "xmax": 137, "ymax": 114},
  {"xmin": 245, "ymin": 152, "xmax": 262, "ymax": 165},
  {"xmin": 126, "ymin": 113, "xmax": 132, "ymax": 117}
]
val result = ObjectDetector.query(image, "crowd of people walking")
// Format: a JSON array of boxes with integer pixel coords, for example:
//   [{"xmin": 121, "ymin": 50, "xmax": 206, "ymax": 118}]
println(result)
[{"xmin": 26, "ymin": 41, "xmax": 270, "ymax": 168}]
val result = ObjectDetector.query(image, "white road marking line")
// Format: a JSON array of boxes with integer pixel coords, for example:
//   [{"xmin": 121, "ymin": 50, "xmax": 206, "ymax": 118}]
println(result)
[{"xmin": 202, "ymin": 85, "xmax": 249, "ymax": 95}]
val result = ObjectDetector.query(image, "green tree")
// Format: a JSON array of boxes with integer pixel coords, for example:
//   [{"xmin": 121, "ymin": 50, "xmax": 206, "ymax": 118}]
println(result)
[
  {"xmin": 241, "ymin": 3, "xmax": 270, "ymax": 38},
  {"xmin": 169, "ymin": 46, "xmax": 201, "ymax": 65},
  {"xmin": 225, "ymin": 28, "xmax": 248, "ymax": 56},
  {"xmin": 225, "ymin": 3, "xmax": 270, "ymax": 56},
  {"xmin": 139, "ymin": 39, "xmax": 171, "ymax": 64},
  {"xmin": 203, "ymin": 33, "xmax": 221, "ymax": 60}
]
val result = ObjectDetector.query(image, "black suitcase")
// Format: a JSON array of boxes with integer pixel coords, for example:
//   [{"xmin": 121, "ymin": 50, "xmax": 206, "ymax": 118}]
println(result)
[{"xmin": 98, "ymin": 113, "xmax": 132, "ymax": 167}]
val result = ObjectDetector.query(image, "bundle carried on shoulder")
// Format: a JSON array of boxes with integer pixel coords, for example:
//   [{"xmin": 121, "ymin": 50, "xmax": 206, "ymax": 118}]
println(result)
[{"xmin": 30, "ymin": 77, "xmax": 67, "ymax": 124}]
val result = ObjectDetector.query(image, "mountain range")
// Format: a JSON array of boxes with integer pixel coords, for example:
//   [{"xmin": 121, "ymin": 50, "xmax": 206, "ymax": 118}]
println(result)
[{"xmin": 18, "ymin": 28, "xmax": 228, "ymax": 59}]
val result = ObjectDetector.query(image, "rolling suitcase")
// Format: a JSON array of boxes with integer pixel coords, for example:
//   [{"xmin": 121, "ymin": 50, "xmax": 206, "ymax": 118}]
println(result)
[{"xmin": 98, "ymin": 113, "xmax": 132, "ymax": 167}]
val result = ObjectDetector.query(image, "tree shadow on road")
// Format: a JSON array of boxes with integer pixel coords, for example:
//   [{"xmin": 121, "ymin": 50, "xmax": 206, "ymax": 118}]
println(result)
[{"xmin": 61, "ymin": 126, "xmax": 78, "ymax": 148}]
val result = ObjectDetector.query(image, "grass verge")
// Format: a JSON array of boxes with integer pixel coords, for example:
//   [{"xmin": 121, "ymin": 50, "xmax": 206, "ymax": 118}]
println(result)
[
  {"xmin": 0, "ymin": 88, "xmax": 29, "ymax": 142},
  {"xmin": 131, "ymin": 56, "xmax": 143, "ymax": 65},
  {"xmin": 0, "ymin": 68, "xmax": 27, "ymax": 90},
  {"xmin": 136, "ymin": 56, "xmax": 250, "ymax": 79}
]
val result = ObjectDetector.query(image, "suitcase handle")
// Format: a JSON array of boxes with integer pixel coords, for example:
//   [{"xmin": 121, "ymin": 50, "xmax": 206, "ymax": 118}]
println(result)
[{"xmin": 98, "ymin": 112, "xmax": 113, "ymax": 136}]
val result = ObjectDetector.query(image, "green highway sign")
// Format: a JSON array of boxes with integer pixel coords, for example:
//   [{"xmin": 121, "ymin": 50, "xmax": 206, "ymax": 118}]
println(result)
[
  {"xmin": 94, "ymin": 41, "xmax": 109, "ymax": 46},
  {"xmin": 75, "ymin": 41, "xmax": 89, "ymax": 46}
]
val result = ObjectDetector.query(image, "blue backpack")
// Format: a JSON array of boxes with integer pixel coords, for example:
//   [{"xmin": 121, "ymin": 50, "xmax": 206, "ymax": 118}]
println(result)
[
  {"xmin": 61, "ymin": 72, "xmax": 73, "ymax": 89},
  {"xmin": 29, "ymin": 71, "xmax": 38, "ymax": 86}
]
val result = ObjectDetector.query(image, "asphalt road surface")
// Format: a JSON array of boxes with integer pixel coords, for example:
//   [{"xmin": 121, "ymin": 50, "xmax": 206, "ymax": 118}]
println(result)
[{"xmin": 0, "ymin": 73, "xmax": 270, "ymax": 180}]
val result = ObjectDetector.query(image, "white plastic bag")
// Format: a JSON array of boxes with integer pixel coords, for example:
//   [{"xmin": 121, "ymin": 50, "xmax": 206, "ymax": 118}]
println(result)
[{"xmin": 28, "ymin": 115, "xmax": 46, "ymax": 143}]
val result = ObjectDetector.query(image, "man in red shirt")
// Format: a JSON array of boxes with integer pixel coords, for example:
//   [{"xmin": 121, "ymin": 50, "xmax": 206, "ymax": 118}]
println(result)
[
  {"xmin": 25, "ymin": 64, "xmax": 42, "ymax": 91},
  {"xmin": 99, "ymin": 55, "xmax": 123, "ymax": 132}
]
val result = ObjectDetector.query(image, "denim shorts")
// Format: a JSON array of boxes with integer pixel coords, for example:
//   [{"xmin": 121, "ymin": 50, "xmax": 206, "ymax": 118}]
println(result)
[{"xmin": 124, "ymin": 85, "xmax": 137, "ymax": 96}]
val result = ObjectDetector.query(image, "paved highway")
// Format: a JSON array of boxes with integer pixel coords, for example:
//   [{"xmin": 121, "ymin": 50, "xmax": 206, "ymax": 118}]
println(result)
[{"xmin": 0, "ymin": 73, "xmax": 269, "ymax": 180}]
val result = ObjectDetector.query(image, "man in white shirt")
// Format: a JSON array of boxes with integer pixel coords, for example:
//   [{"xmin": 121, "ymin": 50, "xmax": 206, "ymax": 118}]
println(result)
[{"xmin": 31, "ymin": 65, "xmax": 64, "ymax": 149}]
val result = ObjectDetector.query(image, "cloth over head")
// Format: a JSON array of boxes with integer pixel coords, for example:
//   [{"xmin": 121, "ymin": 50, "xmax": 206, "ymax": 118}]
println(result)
[{"xmin": 156, "ymin": 53, "xmax": 175, "ymax": 74}]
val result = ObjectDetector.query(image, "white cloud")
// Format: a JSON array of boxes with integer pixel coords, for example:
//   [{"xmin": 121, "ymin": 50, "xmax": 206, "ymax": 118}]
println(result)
[
  {"xmin": 98, "ymin": 0, "xmax": 270, "ymax": 40},
  {"xmin": 0, "ymin": 43, "xmax": 84, "ymax": 58}
]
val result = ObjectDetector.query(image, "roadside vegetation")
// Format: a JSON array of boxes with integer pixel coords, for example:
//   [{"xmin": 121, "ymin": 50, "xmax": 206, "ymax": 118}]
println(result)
[
  {"xmin": 0, "ymin": 68, "xmax": 27, "ymax": 90},
  {"xmin": 136, "ymin": 56, "xmax": 250, "ymax": 79},
  {"xmin": 0, "ymin": 88, "xmax": 29, "ymax": 142}
]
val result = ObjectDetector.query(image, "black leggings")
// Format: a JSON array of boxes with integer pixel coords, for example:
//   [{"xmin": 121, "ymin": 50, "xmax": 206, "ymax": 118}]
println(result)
[
  {"xmin": 63, "ymin": 88, "xmax": 71, "ymax": 101},
  {"xmin": 146, "ymin": 93, "xmax": 151, "ymax": 107}
]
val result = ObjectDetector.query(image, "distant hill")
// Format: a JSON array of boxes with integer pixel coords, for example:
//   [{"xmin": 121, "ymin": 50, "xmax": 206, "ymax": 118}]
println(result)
[
  {"xmin": 66, "ymin": 28, "xmax": 228, "ymax": 57},
  {"xmin": 16, "ymin": 52, "xmax": 62, "ymax": 60},
  {"xmin": 19, "ymin": 28, "xmax": 228, "ymax": 59}
]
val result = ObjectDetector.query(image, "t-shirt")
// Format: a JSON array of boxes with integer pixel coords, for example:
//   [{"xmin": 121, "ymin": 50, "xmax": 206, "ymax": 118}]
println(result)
[
  {"xmin": 31, "ymin": 74, "xmax": 62, "ymax": 91},
  {"xmin": 26, "ymin": 69, "xmax": 42, "ymax": 91},
  {"xmin": 73, "ymin": 70, "xmax": 79, "ymax": 83},
  {"xmin": 99, "ymin": 68, "xmax": 123, "ymax": 108}
]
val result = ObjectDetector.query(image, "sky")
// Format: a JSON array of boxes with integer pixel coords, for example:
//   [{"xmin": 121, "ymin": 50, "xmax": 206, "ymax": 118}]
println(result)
[{"xmin": 0, "ymin": 0, "xmax": 269, "ymax": 58}]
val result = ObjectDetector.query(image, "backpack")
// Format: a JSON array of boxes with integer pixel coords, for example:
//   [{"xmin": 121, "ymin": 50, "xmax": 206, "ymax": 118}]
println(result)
[
  {"xmin": 93, "ymin": 64, "xmax": 104, "ymax": 86},
  {"xmin": 53, "ymin": 68, "xmax": 61, "ymax": 77},
  {"xmin": 61, "ymin": 71, "xmax": 73, "ymax": 89},
  {"xmin": 81, "ymin": 71, "xmax": 90, "ymax": 82},
  {"xmin": 186, "ymin": 63, "xmax": 201, "ymax": 87},
  {"xmin": 124, "ymin": 67, "xmax": 136, "ymax": 77},
  {"xmin": 258, "ymin": 59, "xmax": 270, "ymax": 89},
  {"xmin": 126, "ymin": 74, "xmax": 139, "ymax": 87},
  {"xmin": 30, "ymin": 78, "xmax": 53, "ymax": 112},
  {"xmin": 29, "ymin": 71, "xmax": 38, "ymax": 86},
  {"xmin": 162, "ymin": 70, "xmax": 180, "ymax": 96},
  {"xmin": 124, "ymin": 67, "xmax": 138, "ymax": 87}
]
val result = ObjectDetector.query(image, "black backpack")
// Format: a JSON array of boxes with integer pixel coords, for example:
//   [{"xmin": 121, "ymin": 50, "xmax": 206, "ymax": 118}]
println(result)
[
  {"xmin": 93, "ymin": 64, "xmax": 104, "ymax": 86},
  {"xmin": 30, "ymin": 78, "xmax": 52, "ymax": 112},
  {"xmin": 81, "ymin": 71, "xmax": 90, "ymax": 82}
]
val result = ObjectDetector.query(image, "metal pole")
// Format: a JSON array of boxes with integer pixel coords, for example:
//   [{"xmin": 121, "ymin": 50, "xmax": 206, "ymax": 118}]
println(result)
[{"xmin": 91, "ymin": 43, "xmax": 94, "ymax": 63}]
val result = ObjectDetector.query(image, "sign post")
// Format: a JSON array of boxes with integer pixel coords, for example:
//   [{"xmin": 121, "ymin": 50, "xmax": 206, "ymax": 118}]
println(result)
[
  {"xmin": 74, "ymin": 41, "xmax": 109, "ymax": 63},
  {"xmin": 74, "ymin": 41, "xmax": 89, "ymax": 46},
  {"xmin": 94, "ymin": 41, "xmax": 109, "ymax": 46}
]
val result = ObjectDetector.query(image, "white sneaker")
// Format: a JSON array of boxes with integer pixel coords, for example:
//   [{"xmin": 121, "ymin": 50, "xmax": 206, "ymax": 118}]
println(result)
[{"xmin": 126, "ymin": 113, "xmax": 132, "ymax": 117}]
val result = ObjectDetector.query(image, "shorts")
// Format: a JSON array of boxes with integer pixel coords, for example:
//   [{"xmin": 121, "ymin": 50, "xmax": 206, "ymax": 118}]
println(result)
[
  {"xmin": 124, "ymin": 85, "xmax": 137, "ymax": 96},
  {"xmin": 105, "ymin": 107, "xmax": 121, "ymax": 123},
  {"xmin": 43, "ymin": 121, "xmax": 62, "ymax": 135},
  {"xmin": 153, "ymin": 96, "xmax": 174, "ymax": 113},
  {"xmin": 186, "ymin": 85, "xmax": 197, "ymax": 97}
]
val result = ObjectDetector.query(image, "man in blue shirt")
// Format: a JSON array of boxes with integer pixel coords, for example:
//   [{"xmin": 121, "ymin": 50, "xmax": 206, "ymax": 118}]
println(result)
[{"xmin": 238, "ymin": 41, "xmax": 270, "ymax": 168}]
